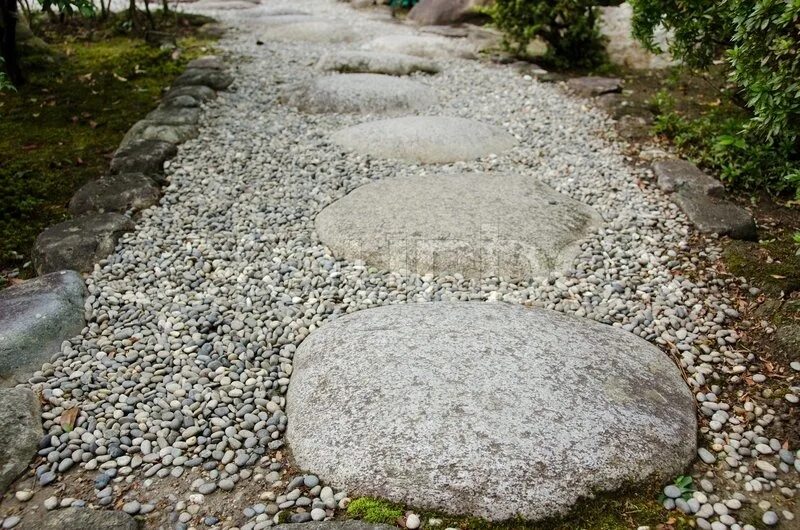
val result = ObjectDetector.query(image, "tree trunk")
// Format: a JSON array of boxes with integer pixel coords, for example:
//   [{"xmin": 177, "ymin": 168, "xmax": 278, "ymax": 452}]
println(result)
[
  {"xmin": 0, "ymin": 0, "xmax": 23, "ymax": 85},
  {"xmin": 129, "ymin": 0, "xmax": 139, "ymax": 30}
]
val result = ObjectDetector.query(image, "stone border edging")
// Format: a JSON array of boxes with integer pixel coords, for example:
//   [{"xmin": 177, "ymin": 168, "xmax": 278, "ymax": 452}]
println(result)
[{"xmin": 31, "ymin": 54, "xmax": 234, "ymax": 277}]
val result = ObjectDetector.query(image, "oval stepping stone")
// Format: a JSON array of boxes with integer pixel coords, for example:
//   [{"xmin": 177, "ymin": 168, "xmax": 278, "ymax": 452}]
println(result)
[
  {"xmin": 331, "ymin": 116, "xmax": 516, "ymax": 163},
  {"xmin": 287, "ymin": 303, "xmax": 696, "ymax": 521},
  {"xmin": 263, "ymin": 20, "xmax": 361, "ymax": 43},
  {"xmin": 315, "ymin": 172, "xmax": 603, "ymax": 278},
  {"xmin": 317, "ymin": 51, "xmax": 440, "ymax": 76},
  {"xmin": 361, "ymin": 34, "xmax": 477, "ymax": 59},
  {"xmin": 0, "ymin": 388, "xmax": 43, "ymax": 495},
  {"xmin": 281, "ymin": 74, "xmax": 437, "ymax": 114}
]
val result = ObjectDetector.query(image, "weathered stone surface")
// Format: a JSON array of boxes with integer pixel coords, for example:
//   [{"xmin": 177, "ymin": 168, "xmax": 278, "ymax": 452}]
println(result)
[
  {"xmin": 317, "ymin": 51, "xmax": 440, "ymax": 76},
  {"xmin": 146, "ymin": 106, "xmax": 202, "ymax": 126},
  {"xmin": 315, "ymin": 172, "xmax": 603, "ymax": 279},
  {"xmin": 172, "ymin": 68, "xmax": 233, "ymax": 90},
  {"xmin": 408, "ymin": 0, "xmax": 491, "ymax": 25},
  {"xmin": 566, "ymin": 76, "xmax": 622, "ymax": 97},
  {"xmin": 281, "ymin": 74, "xmax": 437, "ymax": 114},
  {"xmin": 361, "ymin": 34, "xmax": 477, "ymax": 59},
  {"xmin": 32, "ymin": 213, "xmax": 135, "ymax": 275},
  {"xmin": 331, "ymin": 116, "xmax": 516, "ymax": 163},
  {"xmin": 68, "ymin": 173, "xmax": 160, "ymax": 216},
  {"xmin": 263, "ymin": 20, "xmax": 361, "ymax": 43},
  {"xmin": 0, "ymin": 388, "xmax": 42, "ymax": 494},
  {"xmin": 0, "ymin": 271, "xmax": 86, "ymax": 386},
  {"xmin": 599, "ymin": 2, "xmax": 673, "ymax": 69},
  {"xmin": 187, "ymin": 55, "xmax": 225, "ymax": 70},
  {"xmin": 193, "ymin": 0, "xmax": 257, "ymax": 9},
  {"xmin": 653, "ymin": 159, "xmax": 757, "ymax": 240},
  {"xmin": 19, "ymin": 507, "xmax": 138, "ymax": 530},
  {"xmin": 163, "ymin": 84, "xmax": 217, "ymax": 102},
  {"xmin": 274, "ymin": 524, "xmax": 394, "ymax": 530},
  {"xmin": 119, "ymin": 120, "xmax": 198, "ymax": 149},
  {"xmin": 110, "ymin": 139, "xmax": 177, "ymax": 180},
  {"xmin": 287, "ymin": 302, "xmax": 697, "ymax": 521}
]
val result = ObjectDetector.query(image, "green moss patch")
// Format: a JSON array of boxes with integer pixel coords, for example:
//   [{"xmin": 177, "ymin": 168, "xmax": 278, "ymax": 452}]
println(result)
[
  {"xmin": 347, "ymin": 497, "xmax": 404, "ymax": 525},
  {"xmin": 724, "ymin": 236, "xmax": 800, "ymax": 297},
  {"xmin": 0, "ymin": 12, "xmax": 217, "ymax": 282}
]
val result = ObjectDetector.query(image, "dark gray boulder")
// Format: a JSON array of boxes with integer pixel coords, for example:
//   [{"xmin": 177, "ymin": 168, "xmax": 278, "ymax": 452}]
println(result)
[
  {"xmin": 172, "ymin": 68, "xmax": 233, "ymax": 91},
  {"xmin": 146, "ymin": 106, "xmax": 202, "ymax": 126},
  {"xmin": 68, "ymin": 173, "xmax": 160, "ymax": 215},
  {"xmin": 32, "ymin": 213, "xmax": 135, "ymax": 275},
  {"xmin": 19, "ymin": 507, "xmax": 138, "ymax": 530},
  {"xmin": 187, "ymin": 55, "xmax": 225, "ymax": 70},
  {"xmin": 119, "ymin": 120, "xmax": 198, "ymax": 149},
  {"xmin": 163, "ymin": 84, "xmax": 217, "ymax": 102},
  {"xmin": 110, "ymin": 139, "xmax": 177, "ymax": 179},
  {"xmin": 566, "ymin": 76, "xmax": 623, "ymax": 97},
  {"xmin": 0, "ymin": 271, "xmax": 86, "ymax": 386},
  {"xmin": 653, "ymin": 159, "xmax": 757, "ymax": 240},
  {"xmin": 0, "ymin": 388, "xmax": 42, "ymax": 495}
]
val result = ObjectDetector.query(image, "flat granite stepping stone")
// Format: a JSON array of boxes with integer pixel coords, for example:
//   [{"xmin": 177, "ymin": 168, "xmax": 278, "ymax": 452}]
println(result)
[
  {"xmin": 281, "ymin": 74, "xmax": 437, "ymax": 114},
  {"xmin": 315, "ymin": 172, "xmax": 603, "ymax": 279},
  {"xmin": 286, "ymin": 302, "xmax": 697, "ymax": 521},
  {"xmin": 32, "ymin": 213, "xmax": 135, "ymax": 275},
  {"xmin": 110, "ymin": 139, "xmax": 177, "ymax": 180},
  {"xmin": 0, "ymin": 271, "xmax": 86, "ymax": 386},
  {"xmin": 361, "ymin": 34, "xmax": 478, "ymax": 59},
  {"xmin": 317, "ymin": 51, "xmax": 440, "ymax": 76},
  {"xmin": 0, "ymin": 388, "xmax": 43, "ymax": 495},
  {"xmin": 331, "ymin": 116, "xmax": 516, "ymax": 163},
  {"xmin": 263, "ymin": 20, "xmax": 361, "ymax": 43},
  {"xmin": 119, "ymin": 120, "xmax": 199, "ymax": 149},
  {"xmin": 68, "ymin": 173, "xmax": 160, "ymax": 216}
]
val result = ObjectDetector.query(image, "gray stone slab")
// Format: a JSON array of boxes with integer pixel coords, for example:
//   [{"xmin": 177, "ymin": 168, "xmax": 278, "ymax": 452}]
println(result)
[
  {"xmin": 172, "ymin": 68, "xmax": 233, "ymax": 91},
  {"xmin": 0, "ymin": 388, "xmax": 42, "ymax": 494},
  {"xmin": 361, "ymin": 34, "xmax": 478, "ymax": 59},
  {"xmin": 110, "ymin": 139, "xmax": 177, "ymax": 180},
  {"xmin": 19, "ymin": 507, "xmax": 137, "ymax": 530},
  {"xmin": 119, "ymin": 120, "xmax": 199, "ymax": 149},
  {"xmin": 408, "ymin": 0, "xmax": 491, "ymax": 25},
  {"xmin": 331, "ymin": 116, "xmax": 517, "ymax": 163},
  {"xmin": 287, "ymin": 302, "xmax": 697, "ymax": 521},
  {"xmin": 653, "ymin": 159, "xmax": 757, "ymax": 240},
  {"xmin": 566, "ymin": 76, "xmax": 623, "ymax": 97},
  {"xmin": 146, "ymin": 106, "xmax": 202, "ymax": 126},
  {"xmin": 163, "ymin": 85, "xmax": 217, "ymax": 103},
  {"xmin": 0, "ymin": 271, "xmax": 86, "ymax": 386},
  {"xmin": 32, "ymin": 213, "xmax": 135, "ymax": 275},
  {"xmin": 317, "ymin": 51, "xmax": 440, "ymax": 76},
  {"xmin": 315, "ymin": 172, "xmax": 603, "ymax": 279},
  {"xmin": 281, "ymin": 74, "xmax": 437, "ymax": 114},
  {"xmin": 69, "ymin": 173, "xmax": 160, "ymax": 216}
]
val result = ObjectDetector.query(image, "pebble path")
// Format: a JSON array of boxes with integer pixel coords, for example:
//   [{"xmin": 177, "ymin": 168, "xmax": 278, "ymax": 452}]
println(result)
[{"xmin": 2, "ymin": 0, "xmax": 798, "ymax": 528}]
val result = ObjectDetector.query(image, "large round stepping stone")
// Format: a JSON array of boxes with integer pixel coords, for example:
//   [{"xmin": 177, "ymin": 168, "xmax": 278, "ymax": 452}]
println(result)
[
  {"xmin": 317, "ymin": 51, "xmax": 440, "ymax": 76},
  {"xmin": 361, "ymin": 34, "xmax": 477, "ymax": 59},
  {"xmin": 281, "ymin": 74, "xmax": 437, "ymax": 114},
  {"xmin": 286, "ymin": 302, "xmax": 697, "ymax": 521},
  {"xmin": 331, "ymin": 116, "xmax": 516, "ymax": 163},
  {"xmin": 263, "ymin": 21, "xmax": 361, "ymax": 43},
  {"xmin": 0, "ymin": 271, "xmax": 86, "ymax": 386},
  {"xmin": 315, "ymin": 172, "xmax": 602, "ymax": 278}
]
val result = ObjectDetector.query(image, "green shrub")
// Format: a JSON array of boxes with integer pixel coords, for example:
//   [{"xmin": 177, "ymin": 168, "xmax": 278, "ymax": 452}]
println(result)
[
  {"xmin": 650, "ymin": 90, "xmax": 800, "ymax": 194},
  {"xmin": 489, "ymin": 0, "xmax": 606, "ymax": 68},
  {"xmin": 631, "ymin": 0, "xmax": 800, "ymax": 151}
]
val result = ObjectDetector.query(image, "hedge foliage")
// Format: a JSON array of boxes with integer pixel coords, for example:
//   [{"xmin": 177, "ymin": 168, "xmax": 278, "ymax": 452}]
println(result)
[
  {"xmin": 490, "ymin": 0, "xmax": 606, "ymax": 68},
  {"xmin": 631, "ymin": 0, "xmax": 800, "ymax": 147}
]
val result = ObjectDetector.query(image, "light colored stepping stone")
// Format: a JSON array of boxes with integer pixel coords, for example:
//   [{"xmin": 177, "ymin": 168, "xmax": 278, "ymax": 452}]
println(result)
[
  {"xmin": 315, "ymin": 172, "xmax": 602, "ymax": 278},
  {"xmin": 25, "ymin": 507, "xmax": 138, "ymax": 530},
  {"xmin": 263, "ymin": 20, "xmax": 361, "ymax": 43},
  {"xmin": 0, "ymin": 271, "xmax": 86, "ymax": 386},
  {"xmin": 281, "ymin": 74, "xmax": 437, "ymax": 114},
  {"xmin": 331, "ymin": 116, "xmax": 516, "ymax": 163},
  {"xmin": 0, "ymin": 388, "xmax": 43, "ymax": 495},
  {"xmin": 361, "ymin": 34, "xmax": 478, "ymax": 59},
  {"xmin": 317, "ymin": 51, "xmax": 440, "ymax": 76},
  {"xmin": 286, "ymin": 302, "xmax": 697, "ymax": 521}
]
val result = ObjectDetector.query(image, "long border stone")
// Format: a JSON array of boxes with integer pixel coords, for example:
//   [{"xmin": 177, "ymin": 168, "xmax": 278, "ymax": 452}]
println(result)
[{"xmin": 653, "ymin": 159, "xmax": 757, "ymax": 240}]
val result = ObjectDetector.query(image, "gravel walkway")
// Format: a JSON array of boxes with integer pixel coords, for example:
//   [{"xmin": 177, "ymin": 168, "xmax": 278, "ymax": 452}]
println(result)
[{"xmin": 5, "ymin": 0, "xmax": 798, "ymax": 528}]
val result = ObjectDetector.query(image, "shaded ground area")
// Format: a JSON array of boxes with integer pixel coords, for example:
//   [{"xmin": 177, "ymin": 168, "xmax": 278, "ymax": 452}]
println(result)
[{"xmin": 0, "ymin": 11, "xmax": 218, "ymax": 286}]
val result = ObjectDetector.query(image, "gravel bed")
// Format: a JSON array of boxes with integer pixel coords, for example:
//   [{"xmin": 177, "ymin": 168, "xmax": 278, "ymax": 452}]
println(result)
[{"xmin": 14, "ymin": 0, "xmax": 799, "ymax": 528}]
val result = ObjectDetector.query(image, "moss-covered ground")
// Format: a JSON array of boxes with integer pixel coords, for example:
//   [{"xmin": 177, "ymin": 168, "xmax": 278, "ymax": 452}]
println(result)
[{"xmin": 0, "ymin": 10, "xmax": 217, "ymax": 286}]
